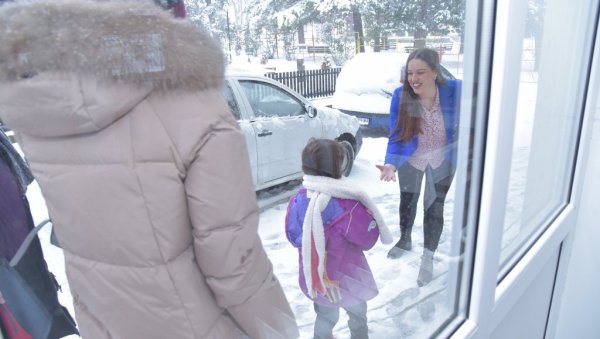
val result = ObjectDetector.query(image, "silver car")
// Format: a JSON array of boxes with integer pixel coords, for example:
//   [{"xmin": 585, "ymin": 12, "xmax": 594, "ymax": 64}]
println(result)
[{"xmin": 224, "ymin": 70, "xmax": 362, "ymax": 191}]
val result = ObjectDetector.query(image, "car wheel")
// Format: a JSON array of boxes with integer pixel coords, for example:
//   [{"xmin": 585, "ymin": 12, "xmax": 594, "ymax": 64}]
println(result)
[
  {"xmin": 340, "ymin": 140, "xmax": 354, "ymax": 177},
  {"xmin": 354, "ymin": 129, "xmax": 363, "ymax": 156},
  {"xmin": 336, "ymin": 130, "xmax": 362, "ymax": 158}
]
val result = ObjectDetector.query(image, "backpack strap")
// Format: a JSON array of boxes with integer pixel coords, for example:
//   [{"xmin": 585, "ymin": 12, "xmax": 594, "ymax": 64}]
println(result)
[{"xmin": 9, "ymin": 219, "xmax": 52, "ymax": 267}]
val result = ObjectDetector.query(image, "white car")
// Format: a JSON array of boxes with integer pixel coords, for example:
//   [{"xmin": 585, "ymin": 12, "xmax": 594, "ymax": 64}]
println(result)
[{"xmin": 224, "ymin": 70, "xmax": 362, "ymax": 191}]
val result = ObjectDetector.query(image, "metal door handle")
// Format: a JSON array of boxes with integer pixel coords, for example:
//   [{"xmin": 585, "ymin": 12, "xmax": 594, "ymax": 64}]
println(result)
[{"xmin": 257, "ymin": 130, "xmax": 273, "ymax": 137}]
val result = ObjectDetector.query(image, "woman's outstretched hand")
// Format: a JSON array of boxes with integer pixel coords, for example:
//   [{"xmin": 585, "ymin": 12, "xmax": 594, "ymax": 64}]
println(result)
[{"xmin": 376, "ymin": 164, "xmax": 397, "ymax": 182}]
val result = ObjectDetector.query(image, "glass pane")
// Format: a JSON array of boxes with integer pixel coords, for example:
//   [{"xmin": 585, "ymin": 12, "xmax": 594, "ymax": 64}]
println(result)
[
  {"xmin": 263, "ymin": 4, "xmax": 479, "ymax": 339},
  {"xmin": 222, "ymin": 84, "xmax": 242, "ymax": 120},
  {"xmin": 499, "ymin": 0, "xmax": 593, "ymax": 275},
  {"xmin": 239, "ymin": 80, "xmax": 304, "ymax": 117},
  {"xmin": 12, "ymin": 0, "xmax": 483, "ymax": 338}
]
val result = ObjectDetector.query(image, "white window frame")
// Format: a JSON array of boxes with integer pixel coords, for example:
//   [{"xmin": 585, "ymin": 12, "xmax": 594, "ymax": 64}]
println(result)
[{"xmin": 448, "ymin": 0, "xmax": 600, "ymax": 337}]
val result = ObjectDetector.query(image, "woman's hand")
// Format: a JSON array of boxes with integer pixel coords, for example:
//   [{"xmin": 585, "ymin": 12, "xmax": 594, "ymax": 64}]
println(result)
[{"xmin": 376, "ymin": 164, "xmax": 397, "ymax": 182}]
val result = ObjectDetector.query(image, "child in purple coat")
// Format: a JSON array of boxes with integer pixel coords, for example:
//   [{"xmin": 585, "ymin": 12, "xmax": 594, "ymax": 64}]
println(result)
[{"xmin": 285, "ymin": 138, "xmax": 392, "ymax": 339}]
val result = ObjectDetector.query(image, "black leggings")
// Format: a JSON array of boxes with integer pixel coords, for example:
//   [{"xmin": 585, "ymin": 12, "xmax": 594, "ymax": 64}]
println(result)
[{"xmin": 398, "ymin": 162, "xmax": 454, "ymax": 252}]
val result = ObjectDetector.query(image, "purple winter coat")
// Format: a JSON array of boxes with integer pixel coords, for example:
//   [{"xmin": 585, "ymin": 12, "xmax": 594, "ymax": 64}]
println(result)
[
  {"xmin": 285, "ymin": 188, "xmax": 380, "ymax": 307},
  {"xmin": 0, "ymin": 156, "xmax": 30, "ymax": 260},
  {"xmin": 0, "ymin": 131, "xmax": 34, "ymax": 260}
]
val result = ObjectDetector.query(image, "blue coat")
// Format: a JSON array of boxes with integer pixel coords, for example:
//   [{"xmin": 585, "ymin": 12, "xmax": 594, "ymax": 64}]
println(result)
[{"xmin": 384, "ymin": 80, "xmax": 462, "ymax": 170}]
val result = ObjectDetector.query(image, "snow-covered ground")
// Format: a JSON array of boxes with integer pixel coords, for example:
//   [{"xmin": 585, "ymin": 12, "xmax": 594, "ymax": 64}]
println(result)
[
  {"xmin": 256, "ymin": 137, "xmax": 459, "ymax": 339},
  {"xmin": 26, "ymin": 135, "xmax": 461, "ymax": 339}
]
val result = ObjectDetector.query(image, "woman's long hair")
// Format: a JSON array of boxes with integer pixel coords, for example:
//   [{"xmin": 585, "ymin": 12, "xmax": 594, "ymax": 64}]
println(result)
[{"xmin": 395, "ymin": 48, "xmax": 447, "ymax": 142}]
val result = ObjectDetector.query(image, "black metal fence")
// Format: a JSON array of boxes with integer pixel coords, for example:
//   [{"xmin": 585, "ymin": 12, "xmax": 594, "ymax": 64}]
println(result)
[{"xmin": 265, "ymin": 68, "xmax": 341, "ymax": 99}]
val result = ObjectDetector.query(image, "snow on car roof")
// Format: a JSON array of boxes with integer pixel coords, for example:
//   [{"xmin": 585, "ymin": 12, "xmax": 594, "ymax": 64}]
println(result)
[
  {"xmin": 331, "ymin": 52, "xmax": 409, "ymax": 114},
  {"xmin": 335, "ymin": 52, "xmax": 409, "ymax": 95}
]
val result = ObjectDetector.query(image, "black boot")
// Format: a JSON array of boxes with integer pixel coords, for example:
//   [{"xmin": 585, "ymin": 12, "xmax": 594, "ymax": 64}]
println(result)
[
  {"xmin": 387, "ymin": 226, "xmax": 412, "ymax": 259},
  {"xmin": 417, "ymin": 249, "xmax": 434, "ymax": 287},
  {"xmin": 399, "ymin": 226, "xmax": 412, "ymax": 250}
]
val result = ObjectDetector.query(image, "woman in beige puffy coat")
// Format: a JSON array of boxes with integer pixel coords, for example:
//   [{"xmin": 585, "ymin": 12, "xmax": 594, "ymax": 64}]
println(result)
[{"xmin": 0, "ymin": 1, "xmax": 299, "ymax": 338}]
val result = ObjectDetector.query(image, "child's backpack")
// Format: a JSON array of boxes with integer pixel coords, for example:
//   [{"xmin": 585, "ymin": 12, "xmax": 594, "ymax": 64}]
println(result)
[
  {"xmin": 0, "ymin": 130, "xmax": 79, "ymax": 338},
  {"xmin": 0, "ymin": 220, "xmax": 79, "ymax": 339},
  {"xmin": 0, "ymin": 218, "xmax": 79, "ymax": 339}
]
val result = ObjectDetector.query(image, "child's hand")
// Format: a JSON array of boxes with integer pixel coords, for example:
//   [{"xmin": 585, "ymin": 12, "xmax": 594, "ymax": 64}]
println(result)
[{"xmin": 376, "ymin": 164, "xmax": 397, "ymax": 182}]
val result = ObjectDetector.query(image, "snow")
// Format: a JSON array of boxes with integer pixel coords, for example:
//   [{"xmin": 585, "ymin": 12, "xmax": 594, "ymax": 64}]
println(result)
[
  {"xmin": 227, "ymin": 52, "xmax": 331, "ymax": 74},
  {"xmin": 26, "ymin": 135, "xmax": 460, "ymax": 339},
  {"xmin": 331, "ymin": 53, "xmax": 408, "ymax": 114},
  {"xmin": 257, "ymin": 138, "xmax": 458, "ymax": 338}
]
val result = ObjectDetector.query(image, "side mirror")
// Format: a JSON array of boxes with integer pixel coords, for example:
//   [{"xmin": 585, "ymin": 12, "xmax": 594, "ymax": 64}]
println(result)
[{"xmin": 306, "ymin": 105, "xmax": 318, "ymax": 118}]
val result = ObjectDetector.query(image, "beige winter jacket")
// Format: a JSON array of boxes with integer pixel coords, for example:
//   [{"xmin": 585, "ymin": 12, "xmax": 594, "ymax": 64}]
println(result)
[{"xmin": 0, "ymin": 1, "xmax": 298, "ymax": 338}]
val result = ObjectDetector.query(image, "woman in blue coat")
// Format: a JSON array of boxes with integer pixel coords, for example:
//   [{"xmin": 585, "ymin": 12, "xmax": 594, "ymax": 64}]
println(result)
[{"xmin": 376, "ymin": 48, "xmax": 461, "ymax": 286}]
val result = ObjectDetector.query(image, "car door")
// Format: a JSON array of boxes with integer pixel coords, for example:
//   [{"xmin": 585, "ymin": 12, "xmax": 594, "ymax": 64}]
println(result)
[
  {"xmin": 237, "ymin": 78, "xmax": 323, "ymax": 185},
  {"xmin": 222, "ymin": 80, "xmax": 260, "ymax": 188}
]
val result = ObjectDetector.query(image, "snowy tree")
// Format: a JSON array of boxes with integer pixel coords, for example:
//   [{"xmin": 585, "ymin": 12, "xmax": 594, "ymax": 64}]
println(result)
[
  {"xmin": 393, "ymin": 0, "xmax": 464, "ymax": 48},
  {"xmin": 244, "ymin": 0, "xmax": 320, "ymax": 60},
  {"xmin": 185, "ymin": 1, "xmax": 230, "ymax": 52},
  {"xmin": 182, "ymin": 0, "xmax": 465, "ymax": 65},
  {"xmin": 361, "ymin": 0, "xmax": 401, "ymax": 52},
  {"xmin": 316, "ymin": 0, "xmax": 465, "ymax": 58},
  {"xmin": 316, "ymin": 0, "xmax": 366, "ymax": 54}
]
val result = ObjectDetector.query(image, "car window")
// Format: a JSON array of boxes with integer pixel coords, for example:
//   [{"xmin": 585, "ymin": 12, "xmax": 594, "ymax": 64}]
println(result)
[
  {"xmin": 239, "ymin": 80, "xmax": 304, "ymax": 118},
  {"xmin": 222, "ymin": 84, "xmax": 242, "ymax": 120}
]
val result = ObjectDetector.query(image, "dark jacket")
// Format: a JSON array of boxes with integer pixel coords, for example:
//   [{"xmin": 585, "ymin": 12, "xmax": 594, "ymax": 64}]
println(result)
[
  {"xmin": 0, "ymin": 130, "xmax": 33, "ymax": 260},
  {"xmin": 0, "ymin": 131, "xmax": 78, "ymax": 338}
]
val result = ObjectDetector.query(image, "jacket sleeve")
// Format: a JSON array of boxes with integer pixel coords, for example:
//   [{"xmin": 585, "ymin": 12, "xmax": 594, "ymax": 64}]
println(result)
[
  {"xmin": 388, "ymin": 86, "xmax": 402, "ymax": 133},
  {"xmin": 385, "ymin": 86, "xmax": 411, "ymax": 167},
  {"xmin": 285, "ymin": 193, "xmax": 303, "ymax": 248},
  {"xmin": 343, "ymin": 202, "xmax": 379, "ymax": 251},
  {"xmin": 452, "ymin": 80, "xmax": 462, "ymax": 141},
  {"xmin": 183, "ymin": 97, "xmax": 298, "ymax": 338}
]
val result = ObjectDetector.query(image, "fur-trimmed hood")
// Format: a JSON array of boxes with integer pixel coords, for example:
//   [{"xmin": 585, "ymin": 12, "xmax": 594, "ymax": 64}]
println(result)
[
  {"xmin": 0, "ymin": 0, "xmax": 225, "ymax": 137},
  {"xmin": 0, "ymin": 0, "xmax": 224, "ymax": 89}
]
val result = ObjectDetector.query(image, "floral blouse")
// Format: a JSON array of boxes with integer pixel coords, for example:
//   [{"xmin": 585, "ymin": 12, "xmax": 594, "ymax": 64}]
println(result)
[{"xmin": 408, "ymin": 89, "xmax": 447, "ymax": 171}]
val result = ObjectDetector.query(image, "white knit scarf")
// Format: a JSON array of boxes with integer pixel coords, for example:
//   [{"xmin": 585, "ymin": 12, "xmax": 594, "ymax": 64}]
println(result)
[{"xmin": 301, "ymin": 175, "xmax": 392, "ymax": 297}]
